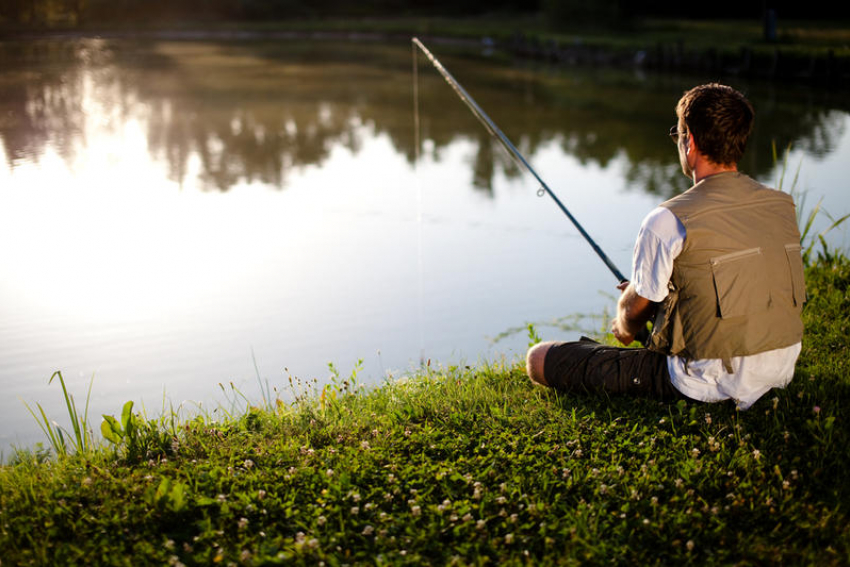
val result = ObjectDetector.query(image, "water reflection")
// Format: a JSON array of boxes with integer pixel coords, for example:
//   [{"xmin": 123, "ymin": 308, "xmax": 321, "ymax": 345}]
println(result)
[
  {"xmin": 2, "ymin": 37, "xmax": 849, "ymax": 451},
  {"xmin": 3, "ymin": 38, "xmax": 846, "ymax": 197}
]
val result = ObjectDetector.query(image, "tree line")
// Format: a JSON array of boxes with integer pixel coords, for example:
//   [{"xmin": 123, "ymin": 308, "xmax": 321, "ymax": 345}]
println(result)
[{"xmin": 2, "ymin": 0, "xmax": 847, "ymax": 29}]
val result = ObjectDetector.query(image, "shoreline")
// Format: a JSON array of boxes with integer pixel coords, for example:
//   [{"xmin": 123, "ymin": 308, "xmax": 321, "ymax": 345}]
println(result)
[
  {"xmin": 0, "ymin": 252, "xmax": 848, "ymax": 563},
  {"xmin": 3, "ymin": 18, "xmax": 850, "ymax": 88}
]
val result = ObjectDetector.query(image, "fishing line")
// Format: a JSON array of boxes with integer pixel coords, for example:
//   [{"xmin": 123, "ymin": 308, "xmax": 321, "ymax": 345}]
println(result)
[
  {"xmin": 412, "ymin": 41, "xmax": 426, "ymax": 366},
  {"xmin": 411, "ymin": 37, "xmax": 628, "ymax": 284}
]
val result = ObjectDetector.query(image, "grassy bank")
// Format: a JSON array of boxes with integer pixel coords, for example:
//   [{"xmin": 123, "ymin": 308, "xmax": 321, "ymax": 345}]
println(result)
[{"xmin": 1, "ymin": 250, "xmax": 848, "ymax": 564}]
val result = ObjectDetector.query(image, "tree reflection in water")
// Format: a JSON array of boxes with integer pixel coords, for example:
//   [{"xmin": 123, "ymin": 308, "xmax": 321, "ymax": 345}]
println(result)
[{"xmin": 0, "ymin": 37, "xmax": 847, "ymax": 197}]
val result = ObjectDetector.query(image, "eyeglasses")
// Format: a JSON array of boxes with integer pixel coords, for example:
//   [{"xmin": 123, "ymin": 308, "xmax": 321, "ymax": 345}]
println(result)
[{"xmin": 669, "ymin": 125, "xmax": 681, "ymax": 143}]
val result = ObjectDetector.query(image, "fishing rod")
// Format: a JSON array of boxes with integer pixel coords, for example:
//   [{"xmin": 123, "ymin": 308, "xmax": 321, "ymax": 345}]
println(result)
[{"xmin": 411, "ymin": 37, "xmax": 628, "ymax": 284}]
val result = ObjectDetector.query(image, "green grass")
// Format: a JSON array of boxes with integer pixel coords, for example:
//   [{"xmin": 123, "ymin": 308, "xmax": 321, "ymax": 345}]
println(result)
[{"xmin": 1, "ymin": 250, "xmax": 849, "ymax": 565}]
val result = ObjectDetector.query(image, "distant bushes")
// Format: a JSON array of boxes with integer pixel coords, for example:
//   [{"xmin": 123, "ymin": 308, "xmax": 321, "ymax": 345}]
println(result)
[{"xmin": 3, "ymin": 0, "xmax": 850, "ymax": 30}]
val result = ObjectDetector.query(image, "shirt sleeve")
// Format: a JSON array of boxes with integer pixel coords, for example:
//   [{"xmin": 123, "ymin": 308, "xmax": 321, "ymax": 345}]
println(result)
[{"xmin": 631, "ymin": 207, "xmax": 686, "ymax": 303}]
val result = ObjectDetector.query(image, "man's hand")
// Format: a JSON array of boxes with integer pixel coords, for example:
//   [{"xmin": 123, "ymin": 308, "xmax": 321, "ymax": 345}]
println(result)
[{"xmin": 611, "ymin": 281, "xmax": 655, "ymax": 346}]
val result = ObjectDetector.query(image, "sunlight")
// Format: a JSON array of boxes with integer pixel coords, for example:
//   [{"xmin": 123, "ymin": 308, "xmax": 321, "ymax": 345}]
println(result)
[{"xmin": 0, "ymin": 79, "xmax": 293, "ymax": 329}]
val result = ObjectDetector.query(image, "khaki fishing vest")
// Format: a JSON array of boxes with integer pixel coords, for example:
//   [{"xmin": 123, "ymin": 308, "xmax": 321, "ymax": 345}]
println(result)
[{"xmin": 648, "ymin": 172, "xmax": 805, "ymax": 370}]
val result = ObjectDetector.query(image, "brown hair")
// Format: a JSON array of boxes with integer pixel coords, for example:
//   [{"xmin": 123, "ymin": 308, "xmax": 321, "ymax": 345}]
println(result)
[{"xmin": 676, "ymin": 84, "xmax": 754, "ymax": 167}]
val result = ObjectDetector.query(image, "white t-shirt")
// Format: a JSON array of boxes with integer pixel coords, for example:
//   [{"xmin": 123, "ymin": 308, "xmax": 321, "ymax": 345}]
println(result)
[{"xmin": 632, "ymin": 207, "xmax": 801, "ymax": 410}]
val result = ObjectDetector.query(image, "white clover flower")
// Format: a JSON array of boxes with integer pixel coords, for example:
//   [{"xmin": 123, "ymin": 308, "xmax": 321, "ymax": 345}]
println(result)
[
  {"xmin": 462, "ymin": 513, "xmax": 473, "ymax": 522},
  {"xmin": 326, "ymin": 469, "xmax": 334, "ymax": 477},
  {"xmin": 411, "ymin": 505, "xmax": 421, "ymax": 516},
  {"xmin": 243, "ymin": 459, "xmax": 254, "ymax": 469},
  {"xmin": 258, "ymin": 489, "xmax": 267, "ymax": 500},
  {"xmin": 504, "ymin": 533, "xmax": 514, "ymax": 544},
  {"xmin": 476, "ymin": 519, "xmax": 486, "ymax": 530},
  {"xmin": 238, "ymin": 517, "xmax": 249, "ymax": 530},
  {"xmin": 351, "ymin": 507, "xmax": 360, "ymax": 515},
  {"xmin": 317, "ymin": 515, "xmax": 327, "ymax": 526},
  {"xmin": 362, "ymin": 525, "xmax": 374, "ymax": 536},
  {"xmin": 686, "ymin": 540, "xmax": 695, "ymax": 552}
]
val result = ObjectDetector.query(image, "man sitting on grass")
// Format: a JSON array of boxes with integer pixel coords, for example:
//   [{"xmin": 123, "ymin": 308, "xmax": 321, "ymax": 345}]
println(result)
[{"xmin": 527, "ymin": 83, "xmax": 806, "ymax": 410}]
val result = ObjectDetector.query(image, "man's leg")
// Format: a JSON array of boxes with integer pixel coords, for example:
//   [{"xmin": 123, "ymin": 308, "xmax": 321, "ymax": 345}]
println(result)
[
  {"xmin": 526, "ymin": 337, "xmax": 682, "ymax": 401},
  {"xmin": 527, "ymin": 340, "xmax": 557, "ymax": 387}
]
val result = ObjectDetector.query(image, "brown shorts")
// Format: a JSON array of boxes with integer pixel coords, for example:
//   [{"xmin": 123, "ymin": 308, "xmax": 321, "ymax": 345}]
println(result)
[{"xmin": 543, "ymin": 336, "xmax": 687, "ymax": 402}]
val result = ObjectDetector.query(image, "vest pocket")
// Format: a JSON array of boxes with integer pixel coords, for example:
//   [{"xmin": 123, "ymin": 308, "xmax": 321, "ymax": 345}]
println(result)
[
  {"xmin": 710, "ymin": 247, "xmax": 770, "ymax": 319},
  {"xmin": 784, "ymin": 243, "xmax": 806, "ymax": 306}
]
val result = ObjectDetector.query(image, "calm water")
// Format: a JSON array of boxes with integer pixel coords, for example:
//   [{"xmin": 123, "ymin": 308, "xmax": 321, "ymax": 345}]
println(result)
[{"xmin": 2, "ymin": 37, "xmax": 849, "ymax": 452}]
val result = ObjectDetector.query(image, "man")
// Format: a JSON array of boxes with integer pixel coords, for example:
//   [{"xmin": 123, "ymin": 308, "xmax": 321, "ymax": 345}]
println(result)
[{"xmin": 526, "ymin": 83, "xmax": 805, "ymax": 409}]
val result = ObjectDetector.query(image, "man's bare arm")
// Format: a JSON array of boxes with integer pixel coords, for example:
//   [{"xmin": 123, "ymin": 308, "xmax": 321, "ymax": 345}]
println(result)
[{"xmin": 611, "ymin": 281, "xmax": 656, "ymax": 345}]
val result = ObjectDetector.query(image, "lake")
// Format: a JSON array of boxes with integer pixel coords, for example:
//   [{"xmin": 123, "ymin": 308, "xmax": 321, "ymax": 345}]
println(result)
[{"xmin": 1, "ymin": 36, "xmax": 848, "ymax": 452}]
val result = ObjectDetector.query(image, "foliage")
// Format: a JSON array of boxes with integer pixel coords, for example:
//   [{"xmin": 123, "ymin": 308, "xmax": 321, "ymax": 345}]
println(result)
[
  {"xmin": 21, "ymin": 371, "xmax": 95, "ymax": 458},
  {"xmin": 101, "ymin": 400, "xmax": 175, "ymax": 463},
  {"xmin": 1, "ymin": 253, "xmax": 849, "ymax": 564},
  {"xmin": 774, "ymin": 141, "xmax": 850, "ymax": 265},
  {"xmin": 541, "ymin": 0, "xmax": 632, "ymax": 30},
  {"xmin": 4, "ymin": 0, "xmax": 850, "ymax": 30}
]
